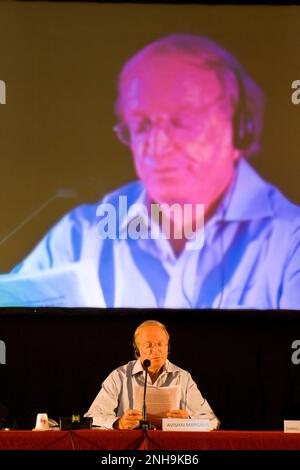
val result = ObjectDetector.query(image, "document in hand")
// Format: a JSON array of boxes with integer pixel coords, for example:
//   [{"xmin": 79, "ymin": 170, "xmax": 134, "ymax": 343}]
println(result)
[
  {"xmin": 0, "ymin": 260, "xmax": 106, "ymax": 307},
  {"xmin": 134, "ymin": 385, "xmax": 180, "ymax": 416}
]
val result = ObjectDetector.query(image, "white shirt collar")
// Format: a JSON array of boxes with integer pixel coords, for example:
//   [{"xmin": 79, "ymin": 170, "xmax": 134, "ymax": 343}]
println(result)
[{"xmin": 132, "ymin": 359, "xmax": 180, "ymax": 376}]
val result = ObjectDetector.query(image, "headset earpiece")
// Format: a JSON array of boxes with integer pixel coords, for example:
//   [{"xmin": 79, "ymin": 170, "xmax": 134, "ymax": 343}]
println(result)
[
  {"xmin": 233, "ymin": 73, "xmax": 255, "ymax": 150},
  {"xmin": 133, "ymin": 340, "xmax": 140, "ymax": 357}
]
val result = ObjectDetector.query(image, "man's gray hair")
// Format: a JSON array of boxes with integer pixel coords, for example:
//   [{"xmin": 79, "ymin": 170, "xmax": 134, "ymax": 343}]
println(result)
[
  {"xmin": 134, "ymin": 319, "xmax": 169, "ymax": 343},
  {"xmin": 116, "ymin": 33, "xmax": 264, "ymax": 158}
]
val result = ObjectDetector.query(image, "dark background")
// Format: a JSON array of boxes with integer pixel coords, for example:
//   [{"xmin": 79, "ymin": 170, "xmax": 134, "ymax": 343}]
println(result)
[{"xmin": 1, "ymin": 308, "xmax": 300, "ymax": 430}]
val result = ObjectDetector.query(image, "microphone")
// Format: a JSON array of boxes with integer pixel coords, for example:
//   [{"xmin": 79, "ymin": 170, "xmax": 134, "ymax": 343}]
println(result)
[
  {"xmin": 136, "ymin": 359, "xmax": 156, "ymax": 430},
  {"xmin": 142, "ymin": 359, "xmax": 150, "ymax": 422}
]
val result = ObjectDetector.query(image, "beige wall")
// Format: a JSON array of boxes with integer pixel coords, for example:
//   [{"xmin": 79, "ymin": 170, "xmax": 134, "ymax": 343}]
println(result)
[{"xmin": 1, "ymin": 1, "xmax": 300, "ymax": 272}]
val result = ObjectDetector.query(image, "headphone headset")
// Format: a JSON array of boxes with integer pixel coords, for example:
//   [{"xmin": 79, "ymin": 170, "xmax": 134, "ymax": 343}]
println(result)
[{"xmin": 232, "ymin": 70, "xmax": 255, "ymax": 150}]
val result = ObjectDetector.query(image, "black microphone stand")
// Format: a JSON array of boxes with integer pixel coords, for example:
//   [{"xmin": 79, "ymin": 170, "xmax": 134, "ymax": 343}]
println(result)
[{"xmin": 137, "ymin": 359, "xmax": 156, "ymax": 430}]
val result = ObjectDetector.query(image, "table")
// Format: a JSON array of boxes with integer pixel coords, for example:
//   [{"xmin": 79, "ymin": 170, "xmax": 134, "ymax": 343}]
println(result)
[
  {"xmin": 1, "ymin": 430, "xmax": 300, "ymax": 450},
  {"xmin": 146, "ymin": 430, "xmax": 300, "ymax": 450}
]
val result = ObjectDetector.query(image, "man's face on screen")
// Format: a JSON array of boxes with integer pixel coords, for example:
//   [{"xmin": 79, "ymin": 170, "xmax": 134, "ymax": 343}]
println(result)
[{"xmin": 119, "ymin": 53, "xmax": 240, "ymax": 212}]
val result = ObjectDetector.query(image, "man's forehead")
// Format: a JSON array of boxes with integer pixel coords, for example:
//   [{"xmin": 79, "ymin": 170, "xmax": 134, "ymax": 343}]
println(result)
[
  {"xmin": 136, "ymin": 325, "xmax": 168, "ymax": 341},
  {"xmin": 120, "ymin": 53, "xmax": 223, "ymax": 114}
]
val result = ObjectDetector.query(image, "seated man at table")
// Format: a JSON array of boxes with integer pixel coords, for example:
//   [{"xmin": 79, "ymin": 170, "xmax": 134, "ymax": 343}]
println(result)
[
  {"xmin": 84, "ymin": 320, "xmax": 219, "ymax": 430},
  {"xmin": 10, "ymin": 33, "xmax": 300, "ymax": 309}
]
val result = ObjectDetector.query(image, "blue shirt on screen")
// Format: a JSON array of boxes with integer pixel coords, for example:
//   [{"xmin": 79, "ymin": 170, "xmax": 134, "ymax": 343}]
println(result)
[{"xmin": 11, "ymin": 159, "xmax": 300, "ymax": 309}]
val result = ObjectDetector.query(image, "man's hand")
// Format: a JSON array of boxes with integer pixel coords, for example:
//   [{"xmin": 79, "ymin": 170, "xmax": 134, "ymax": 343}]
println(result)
[
  {"xmin": 166, "ymin": 409, "xmax": 189, "ymax": 419},
  {"xmin": 114, "ymin": 409, "xmax": 143, "ymax": 430}
]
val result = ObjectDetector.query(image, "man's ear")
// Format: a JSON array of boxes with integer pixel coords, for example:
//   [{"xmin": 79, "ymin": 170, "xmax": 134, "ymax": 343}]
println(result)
[{"xmin": 233, "ymin": 148, "xmax": 242, "ymax": 164}]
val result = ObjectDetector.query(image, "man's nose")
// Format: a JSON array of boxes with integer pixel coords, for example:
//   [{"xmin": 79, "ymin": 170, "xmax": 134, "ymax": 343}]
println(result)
[{"xmin": 149, "ymin": 344, "xmax": 162, "ymax": 352}]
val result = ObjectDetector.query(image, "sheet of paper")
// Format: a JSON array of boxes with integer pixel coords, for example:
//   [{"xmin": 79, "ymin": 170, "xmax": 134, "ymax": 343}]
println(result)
[
  {"xmin": 134, "ymin": 385, "xmax": 180, "ymax": 416},
  {"xmin": 0, "ymin": 260, "xmax": 106, "ymax": 307}
]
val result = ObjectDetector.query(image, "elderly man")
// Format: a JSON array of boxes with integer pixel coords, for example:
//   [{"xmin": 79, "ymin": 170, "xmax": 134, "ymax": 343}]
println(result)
[
  {"xmin": 11, "ymin": 33, "xmax": 300, "ymax": 309},
  {"xmin": 85, "ymin": 320, "xmax": 219, "ymax": 430}
]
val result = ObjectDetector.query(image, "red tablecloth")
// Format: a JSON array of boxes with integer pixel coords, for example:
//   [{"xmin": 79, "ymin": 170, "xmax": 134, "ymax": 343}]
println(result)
[
  {"xmin": 0, "ymin": 430, "xmax": 73, "ymax": 450},
  {"xmin": 1, "ymin": 429, "xmax": 300, "ymax": 450},
  {"xmin": 146, "ymin": 430, "xmax": 300, "ymax": 450},
  {"xmin": 70, "ymin": 429, "xmax": 145, "ymax": 450}
]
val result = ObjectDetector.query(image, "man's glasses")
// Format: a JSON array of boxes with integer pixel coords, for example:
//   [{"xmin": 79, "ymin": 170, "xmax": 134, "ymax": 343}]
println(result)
[
  {"xmin": 139, "ymin": 342, "xmax": 168, "ymax": 352},
  {"xmin": 113, "ymin": 94, "xmax": 227, "ymax": 147}
]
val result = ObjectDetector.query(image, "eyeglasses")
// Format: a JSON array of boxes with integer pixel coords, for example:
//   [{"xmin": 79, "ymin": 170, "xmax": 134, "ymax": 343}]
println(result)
[
  {"xmin": 113, "ymin": 94, "xmax": 227, "ymax": 147},
  {"xmin": 139, "ymin": 342, "xmax": 168, "ymax": 352}
]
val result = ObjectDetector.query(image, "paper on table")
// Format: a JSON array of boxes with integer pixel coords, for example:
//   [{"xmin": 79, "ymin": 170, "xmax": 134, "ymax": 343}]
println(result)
[
  {"xmin": 134, "ymin": 385, "xmax": 180, "ymax": 416},
  {"xmin": 0, "ymin": 260, "xmax": 106, "ymax": 308}
]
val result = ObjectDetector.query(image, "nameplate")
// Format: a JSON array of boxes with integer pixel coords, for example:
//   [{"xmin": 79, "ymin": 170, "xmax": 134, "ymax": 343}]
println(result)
[
  {"xmin": 284, "ymin": 420, "xmax": 300, "ymax": 432},
  {"xmin": 162, "ymin": 418, "xmax": 211, "ymax": 432}
]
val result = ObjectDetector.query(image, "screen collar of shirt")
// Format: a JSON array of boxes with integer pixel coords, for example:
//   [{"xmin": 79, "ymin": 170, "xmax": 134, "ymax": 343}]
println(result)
[{"xmin": 118, "ymin": 159, "xmax": 273, "ymax": 257}]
